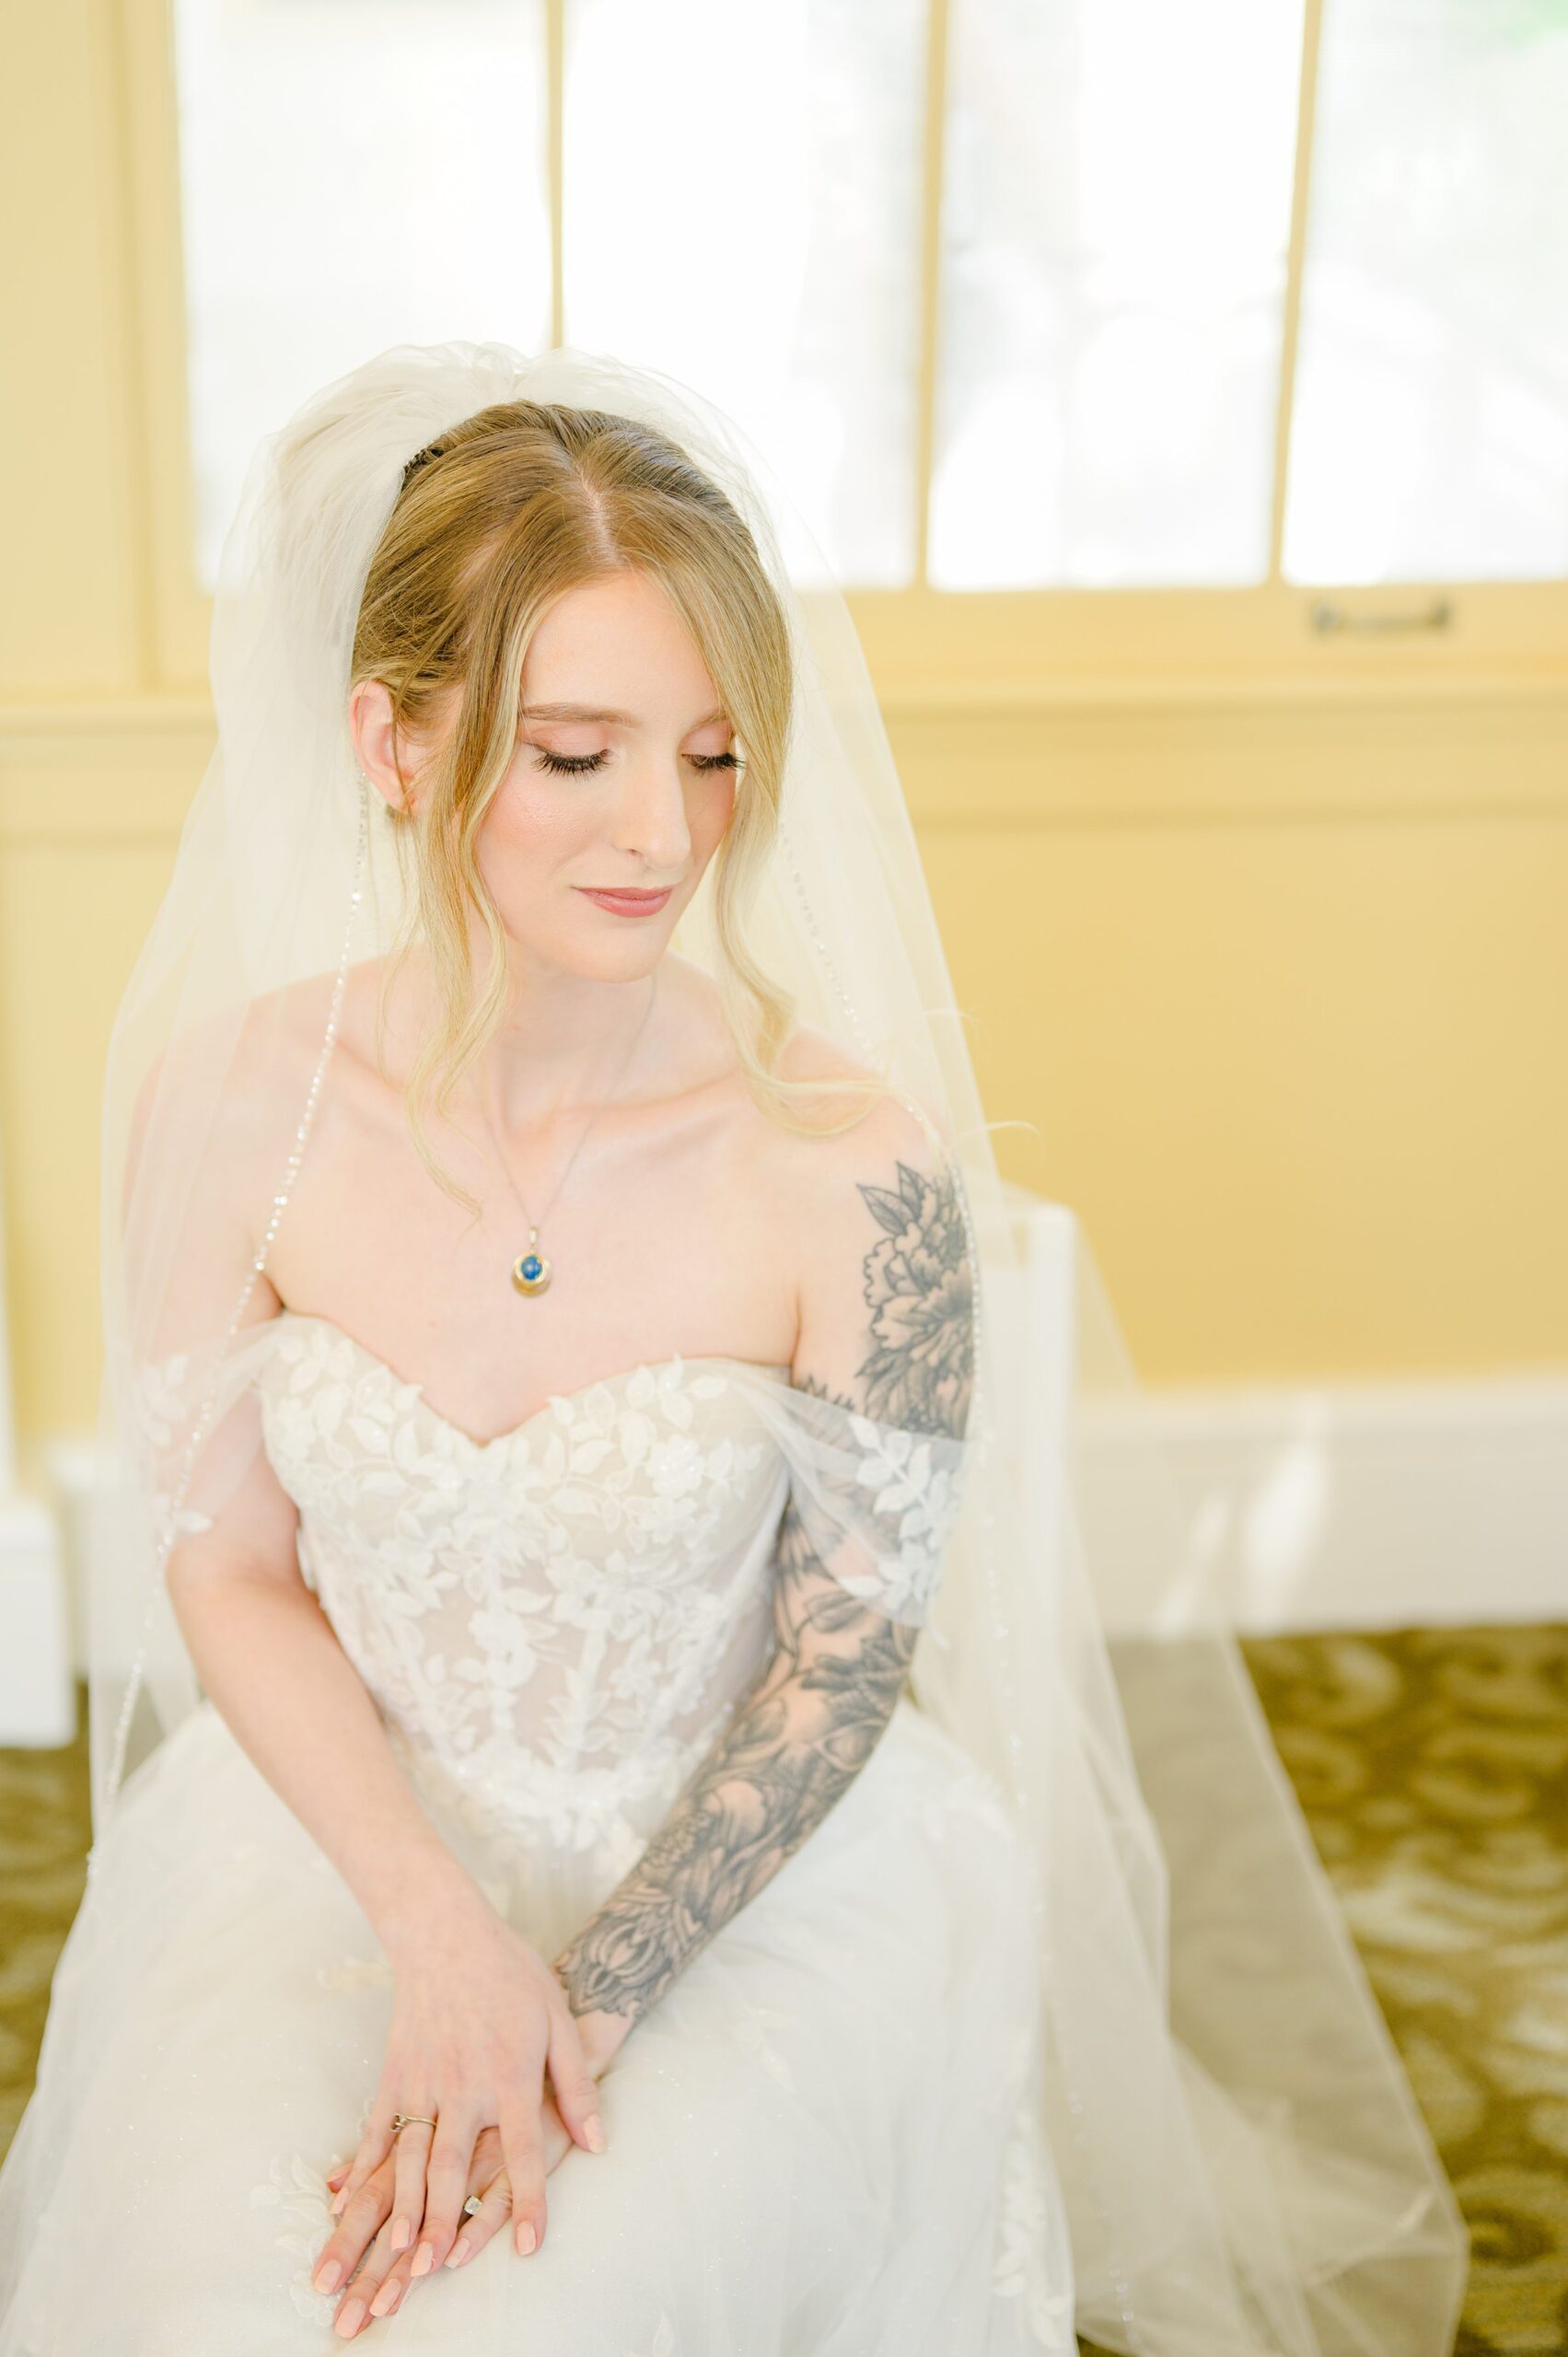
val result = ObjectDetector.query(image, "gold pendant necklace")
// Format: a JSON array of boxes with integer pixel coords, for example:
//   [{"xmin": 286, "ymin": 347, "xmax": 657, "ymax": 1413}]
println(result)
[
  {"xmin": 512, "ymin": 1226, "xmax": 551, "ymax": 1297},
  {"xmin": 477, "ymin": 970, "xmax": 659, "ymax": 1298}
]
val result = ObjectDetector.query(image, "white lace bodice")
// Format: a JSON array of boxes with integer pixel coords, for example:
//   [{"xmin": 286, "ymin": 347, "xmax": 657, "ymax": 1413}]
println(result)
[{"xmin": 254, "ymin": 1313, "xmax": 794, "ymax": 1871}]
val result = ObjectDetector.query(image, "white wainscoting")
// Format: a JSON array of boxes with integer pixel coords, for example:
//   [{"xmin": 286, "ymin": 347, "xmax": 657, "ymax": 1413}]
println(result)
[
  {"xmin": 1139, "ymin": 1372, "xmax": 1568, "ymax": 1634},
  {"xmin": 0, "ymin": 1154, "xmax": 72, "ymax": 1744}
]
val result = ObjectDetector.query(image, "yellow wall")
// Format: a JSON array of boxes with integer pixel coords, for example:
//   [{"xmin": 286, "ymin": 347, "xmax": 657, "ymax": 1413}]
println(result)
[
  {"xmin": 3, "ymin": 2, "xmax": 1565, "ymax": 1465},
  {"xmin": 906, "ymin": 722, "xmax": 1568, "ymax": 1386}
]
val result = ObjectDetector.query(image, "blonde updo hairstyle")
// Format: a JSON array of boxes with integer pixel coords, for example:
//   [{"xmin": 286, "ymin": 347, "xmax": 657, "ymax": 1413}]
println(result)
[{"xmin": 349, "ymin": 399, "xmax": 892, "ymax": 1213}]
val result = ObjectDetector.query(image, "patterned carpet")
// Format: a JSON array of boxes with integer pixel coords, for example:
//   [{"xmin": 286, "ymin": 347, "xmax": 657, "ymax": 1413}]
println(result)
[
  {"xmin": 2, "ymin": 1629, "xmax": 1563, "ymax": 2353},
  {"xmin": 1241, "ymin": 1625, "xmax": 1567, "ymax": 2357}
]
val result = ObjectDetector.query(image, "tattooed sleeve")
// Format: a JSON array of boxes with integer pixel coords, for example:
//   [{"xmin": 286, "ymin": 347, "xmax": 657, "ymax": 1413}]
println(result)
[{"xmin": 552, "ymin": 1143, "xmax": 976, "ymax": 2033}]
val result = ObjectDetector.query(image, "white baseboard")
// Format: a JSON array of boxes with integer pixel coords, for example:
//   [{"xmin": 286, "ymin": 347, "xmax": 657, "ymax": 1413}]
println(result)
[
  {"xmin": 0, "ymin": 1489, "xmax": 75, "ymax": 1745},
  {"xmin": 1132, "ymin": 1372, "xmax": 1568, "ymax": 1633},
  {"xmin": 15, "ymin": 1376, "xmax": 1567, "ymax": 1743}
]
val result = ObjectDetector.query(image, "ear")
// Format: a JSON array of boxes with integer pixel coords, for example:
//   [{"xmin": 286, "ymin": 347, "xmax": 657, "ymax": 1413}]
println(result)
[{"xmin": 348, "ymin": 676, "xmax": 421, "ymax": 818}]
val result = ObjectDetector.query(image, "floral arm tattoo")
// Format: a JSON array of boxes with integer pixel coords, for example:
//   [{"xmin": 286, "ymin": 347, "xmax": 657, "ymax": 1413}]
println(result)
[{"xmin": 552, "ymin": 1154, "xmax": 975, "ymax": 2032}]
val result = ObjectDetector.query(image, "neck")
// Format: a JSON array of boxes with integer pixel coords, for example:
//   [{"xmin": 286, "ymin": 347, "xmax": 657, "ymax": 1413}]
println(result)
[{"xmin": 399, "ymin": 935, "xmax": 662, "ymax": 1133}]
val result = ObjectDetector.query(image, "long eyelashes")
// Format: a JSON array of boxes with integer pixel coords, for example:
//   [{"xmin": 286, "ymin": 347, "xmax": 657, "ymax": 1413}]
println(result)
[{"xmin": 531, "ymin": 749, "xmax": 743, "ymax": 778}]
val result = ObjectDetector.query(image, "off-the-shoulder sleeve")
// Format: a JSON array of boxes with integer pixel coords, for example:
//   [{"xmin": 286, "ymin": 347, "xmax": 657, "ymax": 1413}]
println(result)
[
  {"xmin": 126, "ymin": 1321, "xmax": 282, "ymax": 1571},
  {"xmin": 717, "ymin": 1372, "xmax": 971, "ymax": 1627}
]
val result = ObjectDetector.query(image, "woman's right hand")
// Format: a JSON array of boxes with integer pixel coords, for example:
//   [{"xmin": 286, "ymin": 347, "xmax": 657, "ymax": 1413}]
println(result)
[{"xmin": 326, "ymin": 1882, "xmax": 608, "ymax": 2275}]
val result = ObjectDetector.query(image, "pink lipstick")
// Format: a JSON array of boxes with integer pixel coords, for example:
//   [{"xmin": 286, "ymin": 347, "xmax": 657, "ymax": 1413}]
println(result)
[{"xmin": 575, "ymin": 886, "xmax": 673, "ymax": 918}]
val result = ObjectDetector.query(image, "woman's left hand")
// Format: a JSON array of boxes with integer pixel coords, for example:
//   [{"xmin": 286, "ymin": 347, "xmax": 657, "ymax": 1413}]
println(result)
[
  {"xmin": 314, "ymin": 2000, "xmax": 632, "ymax": 2339},
  {"xmin": 314, "ymin": 2105, "xmax": 563, "ymax": 2339}
]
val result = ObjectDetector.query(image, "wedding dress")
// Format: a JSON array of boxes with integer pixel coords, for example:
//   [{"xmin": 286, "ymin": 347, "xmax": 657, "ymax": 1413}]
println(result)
[
  {"xmin": 0, "ymin": 1310, "xmax": 1074, "ymax": 2352},
  {"xmin": 0, "ymin": 340, "xmax": 1468, "ymax": 2357}
]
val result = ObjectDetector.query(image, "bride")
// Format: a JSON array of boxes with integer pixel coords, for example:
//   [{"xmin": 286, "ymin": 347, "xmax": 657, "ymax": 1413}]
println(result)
[{"xmin": 0, "ymin": 343, "xmax": 1467, "ymax": 2354}]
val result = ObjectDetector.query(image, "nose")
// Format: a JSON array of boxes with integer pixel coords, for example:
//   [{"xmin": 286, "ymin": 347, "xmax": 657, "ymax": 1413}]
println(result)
[{"xmin": 610, "ymin": 753, "xmax": 693, "ymax": 875}]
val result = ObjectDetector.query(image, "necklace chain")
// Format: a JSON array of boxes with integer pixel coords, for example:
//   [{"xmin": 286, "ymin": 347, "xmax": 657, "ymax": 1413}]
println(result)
[{"xmin": 476, "ymin": 969, "xmax": 660, "ymax": 1296}]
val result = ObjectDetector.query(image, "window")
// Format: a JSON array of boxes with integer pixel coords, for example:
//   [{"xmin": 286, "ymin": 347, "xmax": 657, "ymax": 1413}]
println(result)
[
  {"xmin": 173, "ymin": 0, "xmax": 551, "ymax": 589},
  {"xmin": 170, "ymin": 0, "xmax": 1567, "ymax": 627},
  {"xmin": 934, "ymin": 0, "xmax": 1304, "ymax": 588},
  {"xmin": 1285, "ymin": 0, "xmax": 1568, "ymax": 584}
]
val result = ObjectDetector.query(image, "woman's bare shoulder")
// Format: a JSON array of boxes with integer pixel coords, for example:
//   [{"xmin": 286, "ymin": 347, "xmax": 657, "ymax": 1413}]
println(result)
[
  {"xmin": 730, "ymin": 1008, "xmax": 948, "ymax": 1214},
  {"xmin": 732, "ymin": 1022, "xmax": 967, "ymax": 1423},
  {"xmin": 130, "ymin": 966, "xmax": 365, "ymax": 1181}
]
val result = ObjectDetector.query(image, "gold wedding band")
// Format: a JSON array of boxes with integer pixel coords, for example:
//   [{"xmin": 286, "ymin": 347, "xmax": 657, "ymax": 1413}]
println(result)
[{"xmin": 391, "ymin": 2112, "xmax": 436, "ymax": 2132}]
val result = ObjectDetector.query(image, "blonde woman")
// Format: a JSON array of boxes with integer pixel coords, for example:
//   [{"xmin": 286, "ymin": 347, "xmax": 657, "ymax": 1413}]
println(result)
[{"xmin": 0, "ymin": 346, "xmax": 1466, "ymax": 2356}]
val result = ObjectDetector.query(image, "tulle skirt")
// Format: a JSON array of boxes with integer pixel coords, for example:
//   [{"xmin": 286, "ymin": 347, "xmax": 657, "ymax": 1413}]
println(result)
[{"xmin": 0, "ymin": 1694, "xmax": 1074, "ymax": 2353}]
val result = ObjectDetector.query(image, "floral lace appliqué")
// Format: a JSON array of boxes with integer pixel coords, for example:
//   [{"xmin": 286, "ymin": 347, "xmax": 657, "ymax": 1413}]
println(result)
[
  {"xmin": 781, "ymin": 1397, "xmax": 970, "ymax": 1628},
  {"xmin": 315, "ymin": 1952, "xmax": 394, "ymax": 1995},
  {"xmin": 252, "ymin": 1323, "xmax": 793, "ymax": 1859},
  {"xmin": 249, "ymin": 2149, "xmax": 339, "ymax": 2328},
  {"xmin": 129, "ymin": 1352, "xmax": 218, "ymax": 1556},
  {"xmin": 625, "ymin": 2315, "xmax": 679, "ymax": 2357},
  {"xmin": 991, "ymin": 2103, "xmax": 1076, "ymax": 2350},
  {"xmin": 729, "ymin": 2002, "xmax": 799, "ymax": 2095}
]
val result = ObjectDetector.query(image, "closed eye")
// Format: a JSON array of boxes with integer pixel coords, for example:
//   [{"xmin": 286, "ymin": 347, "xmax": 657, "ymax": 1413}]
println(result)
[{"xmin": 532, "ymin": 749, "xmax": 743, "ymax": 778}]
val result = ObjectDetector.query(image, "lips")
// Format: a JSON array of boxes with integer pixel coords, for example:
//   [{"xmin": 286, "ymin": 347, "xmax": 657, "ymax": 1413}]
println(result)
[{"xmin": 576, "ymin": 885, "xmax": 674, "ymax": 916}]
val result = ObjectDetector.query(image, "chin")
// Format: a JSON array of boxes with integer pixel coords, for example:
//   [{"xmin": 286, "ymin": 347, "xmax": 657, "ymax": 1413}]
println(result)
[{"xmin": 529, "ymin": 923, "xmax": 668, "ymax": 981}]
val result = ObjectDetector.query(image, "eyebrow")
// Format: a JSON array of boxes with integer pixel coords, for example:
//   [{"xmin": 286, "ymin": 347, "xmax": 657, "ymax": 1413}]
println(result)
[{"xmin": 520, "ymin": 702, "xmax": 729, "ymax": 729}]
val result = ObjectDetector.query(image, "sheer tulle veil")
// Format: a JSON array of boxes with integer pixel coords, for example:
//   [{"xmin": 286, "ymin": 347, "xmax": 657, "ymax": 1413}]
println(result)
[{"xmin": 83, "ymin": 341, "xmax": 1467, "ymax": 2357}]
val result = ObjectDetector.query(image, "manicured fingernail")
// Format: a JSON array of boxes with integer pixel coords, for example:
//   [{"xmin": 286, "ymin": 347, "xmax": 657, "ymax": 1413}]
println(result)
[
  {"xmin": 412, "ymin": 2241, "xmax": 435, "ymax": 2276},
  {"xmin": 330, "ymin": 2188, "xmax": 348, "ymax": 2216},
  {"xmin": 334, "ymin": 2297, "xmax": 366, "ymax": 2337},
  {"xmin": 313, "ymin": 2259, "xmax": 342, "ymax": 2294},
  {"xmin": 584, "ymin": 2113, "xmax": 606, "ymax": 2153},
  {"xmin": 369, "ymin": 2278, "xmax": 402, "ymax": 2316},
  {"xmin": 516, "ymin": 2221, "xmax": 537, "ymax": 2255},
  {"xmin": 389, "ymin": 2217, "xmax": 411, "ymax": 2253},
  {"xmin": 445, "ymin": 2235, "xmax": 470, "ymax": 2269}
]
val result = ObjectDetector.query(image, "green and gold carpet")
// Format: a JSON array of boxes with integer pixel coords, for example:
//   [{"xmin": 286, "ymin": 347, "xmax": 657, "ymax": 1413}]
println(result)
[{"xmin": 3, "ymin": 1628, "xmax": 1563, "ymax": 2353}]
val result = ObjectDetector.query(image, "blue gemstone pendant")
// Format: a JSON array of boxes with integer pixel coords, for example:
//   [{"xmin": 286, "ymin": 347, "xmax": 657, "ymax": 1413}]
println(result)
[{"xmin": 511, "ymin": 1227, "xmax": 552, "ymax": 1296}]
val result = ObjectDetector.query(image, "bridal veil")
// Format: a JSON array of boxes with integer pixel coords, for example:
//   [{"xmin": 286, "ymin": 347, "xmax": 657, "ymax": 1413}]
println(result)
[{"xmin": 78, "ymin": 341, "xmax": 1466, "ymax": 2357}]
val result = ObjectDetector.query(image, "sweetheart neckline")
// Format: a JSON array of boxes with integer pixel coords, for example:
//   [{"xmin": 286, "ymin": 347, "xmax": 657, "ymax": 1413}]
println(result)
[{"xmin": 266, "ymin": 1308, "xmax": 795, "ymax": 1457}]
